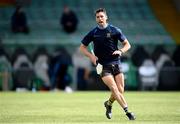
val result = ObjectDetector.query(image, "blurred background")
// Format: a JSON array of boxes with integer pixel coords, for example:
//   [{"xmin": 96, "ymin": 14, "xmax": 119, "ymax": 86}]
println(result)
[{"xmin": 0, "ymin": 0, "xmax": 180, "ymax": 92}]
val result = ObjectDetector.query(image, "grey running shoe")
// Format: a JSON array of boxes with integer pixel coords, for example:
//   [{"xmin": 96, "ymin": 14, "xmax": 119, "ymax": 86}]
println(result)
[
  {"xmin": 104, "ymin": 101, "xmax": 112, "ymax": 119},
  {"xmin": 126, "ymin": 112, "xmax": 136, "ymax": 120}
]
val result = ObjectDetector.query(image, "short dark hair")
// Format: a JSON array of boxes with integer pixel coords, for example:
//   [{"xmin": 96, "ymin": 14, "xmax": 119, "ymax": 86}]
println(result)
[{"xmin": 94, "ymin": 8, "xmax": 107, "ymax": 16}]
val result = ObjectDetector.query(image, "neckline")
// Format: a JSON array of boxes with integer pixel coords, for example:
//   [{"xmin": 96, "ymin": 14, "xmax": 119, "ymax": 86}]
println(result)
[{"xmin": 97, "ymin": 24, "xmax": 109, "ymax": 30}]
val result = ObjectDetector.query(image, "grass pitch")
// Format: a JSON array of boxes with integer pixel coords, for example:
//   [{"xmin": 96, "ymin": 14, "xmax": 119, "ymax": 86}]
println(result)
[{"xmin": 0, "ymin": 91, "xmax": 180, "ymax": 124}]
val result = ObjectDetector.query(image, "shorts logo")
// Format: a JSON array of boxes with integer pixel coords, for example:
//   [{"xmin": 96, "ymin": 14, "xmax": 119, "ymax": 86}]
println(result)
[{"xmin": 107, "ymin": 33, "xmax": 111, "ymax": 38}]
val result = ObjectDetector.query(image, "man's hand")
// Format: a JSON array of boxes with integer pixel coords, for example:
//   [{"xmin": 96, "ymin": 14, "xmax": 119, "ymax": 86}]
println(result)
[{"xmin": 112, "ymin": 50, "xmax": 123, "ymax": 56}]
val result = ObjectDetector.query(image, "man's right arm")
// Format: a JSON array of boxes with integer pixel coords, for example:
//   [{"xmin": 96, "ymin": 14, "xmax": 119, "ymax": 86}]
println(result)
[{"xmin": 79, "ymin": 44, "xmax": 97, "ymax": 65}]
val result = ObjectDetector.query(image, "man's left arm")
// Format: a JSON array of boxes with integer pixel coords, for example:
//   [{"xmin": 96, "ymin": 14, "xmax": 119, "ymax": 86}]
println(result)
[
  {"xmin": 119, "ymin": 39, "xmax": 131, "ymax": 54},
  {"xmin": 112, "ymin": 39, "xmax": 131, "ymax": 56}
]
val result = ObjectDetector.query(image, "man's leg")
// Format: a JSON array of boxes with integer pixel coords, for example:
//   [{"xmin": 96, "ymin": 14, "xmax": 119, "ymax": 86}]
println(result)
[
  {"xmin": 114, "ymin": 73, "xmax": 136, "ymax": 120},
  {"xmin": 105, "ymin": 73, "xmax": 125, "ymax": 109},
  {"xmin": 115, "ymin": 73, "xmax": 124, "ymax": 93},
  {"xmin": 106, "ymin": 73, "xmax": 125, "ymax": 106},
  {"xmin": 102, "ymin": 75, "xmax": 129, "ymax": 119}
]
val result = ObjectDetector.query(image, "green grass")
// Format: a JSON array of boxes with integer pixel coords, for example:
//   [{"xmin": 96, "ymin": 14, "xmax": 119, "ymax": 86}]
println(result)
[{"xmin": 0, "ymin": 91, "xmax": 180, "ymax": 124}]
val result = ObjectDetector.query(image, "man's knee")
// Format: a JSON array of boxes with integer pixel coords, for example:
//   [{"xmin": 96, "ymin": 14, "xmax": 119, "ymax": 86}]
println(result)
[
  {"xmin": 118, "ymin": 87, "xmax": 124, "ymax": 94},
  {"xmin": 110, "ymin": 85, "xmax": 119, "ymax": 93}
]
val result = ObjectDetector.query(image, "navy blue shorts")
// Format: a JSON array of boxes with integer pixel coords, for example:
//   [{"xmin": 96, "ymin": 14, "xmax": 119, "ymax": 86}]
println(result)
[{"xmin": 101, "ymin": 63, "xmax": 122, "ymax": 77}]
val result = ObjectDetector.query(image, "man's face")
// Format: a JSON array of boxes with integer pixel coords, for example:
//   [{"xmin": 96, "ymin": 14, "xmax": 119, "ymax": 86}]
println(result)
[{"xmin": 95, "ymin": 12, "xmax": 107, "ymax": 27}]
